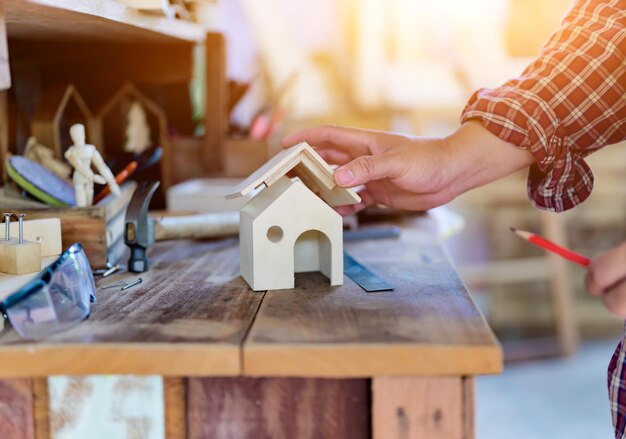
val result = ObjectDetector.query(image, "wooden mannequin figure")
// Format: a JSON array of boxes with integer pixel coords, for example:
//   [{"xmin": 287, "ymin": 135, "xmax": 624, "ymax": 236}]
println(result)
[{"xmin": 65, "ymin": 124, "xmax": 121, "ymax": 207}]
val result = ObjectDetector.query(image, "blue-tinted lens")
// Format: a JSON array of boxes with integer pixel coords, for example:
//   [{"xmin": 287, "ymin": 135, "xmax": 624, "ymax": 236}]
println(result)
[{"xmin": 4, "ymin": 245, "xmax": 95, "ymax": 339}]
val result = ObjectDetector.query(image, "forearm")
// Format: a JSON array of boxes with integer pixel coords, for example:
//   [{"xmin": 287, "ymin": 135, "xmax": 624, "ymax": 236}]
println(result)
[{"xmin": 445, "ymin": 121, "xmax": 534, "ymax": 198}]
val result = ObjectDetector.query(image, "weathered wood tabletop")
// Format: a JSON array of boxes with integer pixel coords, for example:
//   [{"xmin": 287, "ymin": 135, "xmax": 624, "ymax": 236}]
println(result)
[{"xmin": 0, "ymin": 215, "xmax": 502, "ymax": 378}]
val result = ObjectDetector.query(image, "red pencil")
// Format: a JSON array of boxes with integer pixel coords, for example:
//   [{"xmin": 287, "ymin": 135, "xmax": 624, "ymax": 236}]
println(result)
[{"xmin": 511, "ymin": 227, "xmax": 590, "ymax": 267}]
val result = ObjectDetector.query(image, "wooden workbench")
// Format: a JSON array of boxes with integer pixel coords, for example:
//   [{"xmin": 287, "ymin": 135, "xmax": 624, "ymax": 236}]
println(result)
[{"xmin": 0, "ymin": 216, "xmax": 501, "ymax": 439}]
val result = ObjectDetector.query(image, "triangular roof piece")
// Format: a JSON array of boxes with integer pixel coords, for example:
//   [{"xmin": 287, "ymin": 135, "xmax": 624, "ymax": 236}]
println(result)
[
  {"xmin": 226, "ymin": 142, "xmax": 360, "ymax": 207},
  {"xmin": 96, "ymin": 82, "xmax": 166, "ymax": 123}
]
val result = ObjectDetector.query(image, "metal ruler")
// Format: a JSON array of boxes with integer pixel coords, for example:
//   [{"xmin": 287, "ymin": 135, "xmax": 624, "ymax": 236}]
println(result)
[
  {"xmin": 343, "ymin": 252, "xmax": 393, "ymax": 293},
  {"xmin": 343, "ymin": 226, "xmax": 401, "ymax": 242}
]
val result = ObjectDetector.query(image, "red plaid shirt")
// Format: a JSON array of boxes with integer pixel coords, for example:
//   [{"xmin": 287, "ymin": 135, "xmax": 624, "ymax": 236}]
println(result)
[{"xmin": 461, "ymin": 0, "xmax": 626, "ymax": 213}]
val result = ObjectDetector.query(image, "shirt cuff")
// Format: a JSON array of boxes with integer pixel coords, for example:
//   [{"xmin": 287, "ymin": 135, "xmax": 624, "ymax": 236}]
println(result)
[{"xmin": 461, "ymin": 88, "xmax": 594, "ymax": 212}]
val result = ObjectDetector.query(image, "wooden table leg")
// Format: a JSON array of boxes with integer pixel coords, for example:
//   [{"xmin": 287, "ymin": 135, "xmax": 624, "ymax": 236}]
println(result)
[
  {"xmin": 32, "ymin": 378, "xmax": 50, "ymax": 439},
  {"xmin": 372, "ymin": 376, "xmax": 475, "ymax": 439},
  {"xmin": 164, "ymin": 378, "xmax": 187, "ymax": 439},
  {"xmin": 187, "ymin": 377, "xmax": 370, "ymax": 439}
]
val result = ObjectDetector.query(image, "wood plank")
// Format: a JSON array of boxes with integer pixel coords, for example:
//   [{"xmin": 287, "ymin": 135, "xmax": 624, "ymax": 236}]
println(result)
[
  {"xmin": 0, "ymin": 5, "xmax": 10, "ymax": 90},
  {"xmin": 5, "ymin": 0, "xmax": 205, "ymax": 44},
  {"xmin": 203, "ymin": 32, "xmax": 228, "ymax": 173},
  {"xmin": 0, "ymin": 238, "xmax": 263, "ymax": 377},
  {"xmin": 164, "ymin": 378, "xmax": 186, "ymax": 439},
  {"xmin": 0, "ymin": 379, "xmax": 35, "ymax": 439},
  {"xmin": 244, "ymin": 218, "xmax": 502, "ymax": 377},
  {"xmin": 372, "ymin": 377, "xmax": 463, "ymax": 439},
  {"xmin": 32, "ymin": 378, "xmax": 50, "ymax": 439},
  {"xmin": 48, "ymin": 376, "xmax": 165, "ymax": 438},
  {"xmin": 187, "ymin": 377, "xmax": 370, "ymax": 439}
]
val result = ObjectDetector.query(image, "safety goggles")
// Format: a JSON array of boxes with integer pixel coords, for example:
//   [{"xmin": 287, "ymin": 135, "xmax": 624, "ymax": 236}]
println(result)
[{"xmin": 0, "ymin": 243, "xmax": 96, "ymax": 339}]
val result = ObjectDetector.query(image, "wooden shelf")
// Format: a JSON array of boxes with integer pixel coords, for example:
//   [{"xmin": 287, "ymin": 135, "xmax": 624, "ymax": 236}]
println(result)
[{"xmin": 5, "ymin": 0, "xmax": 206, "ymax": 44}]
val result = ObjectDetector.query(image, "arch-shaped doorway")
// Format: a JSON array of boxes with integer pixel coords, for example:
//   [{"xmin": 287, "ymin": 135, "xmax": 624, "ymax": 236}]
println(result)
[{"xmin": 294, "ymin": 229, "xmax": 333, "ymax": 280}]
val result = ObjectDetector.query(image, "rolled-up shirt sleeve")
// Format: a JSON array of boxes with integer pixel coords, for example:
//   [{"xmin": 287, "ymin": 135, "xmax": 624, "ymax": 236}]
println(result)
[{"xmin": 462, "ymin": 0, "xmax": 626, "ymax": 212}]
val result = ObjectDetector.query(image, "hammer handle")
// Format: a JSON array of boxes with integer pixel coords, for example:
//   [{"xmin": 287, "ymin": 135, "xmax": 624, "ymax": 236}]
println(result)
[{"xmin": 153, "ymin": 212, "xmax": 239, "ymax": 241}]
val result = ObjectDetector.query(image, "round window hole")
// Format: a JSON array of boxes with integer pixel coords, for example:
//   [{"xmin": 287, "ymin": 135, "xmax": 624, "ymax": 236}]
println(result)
[{"xmin": 267, "ymin": 226, "xmax": 284, "ymax": 243}]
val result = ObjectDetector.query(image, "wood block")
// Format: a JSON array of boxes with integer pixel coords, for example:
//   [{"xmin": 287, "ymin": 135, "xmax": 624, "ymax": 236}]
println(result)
[
  {"xmin": 0, "ymin": 240, "xmax": 42, "ymax": 275},
  {"xmin": 372, "ymin": 377, "xmax": 465, "ymax": 439},
  {"xmin": 187, "ymin": 377, "xmax": 370, "ymax": 439},
  {"xmin": 15, "ymin": 182, "xmax": 135, "ymax": 268},
  {"xmin": 9, "ymin": 218, "xmax": 62, "ymax": 257}
]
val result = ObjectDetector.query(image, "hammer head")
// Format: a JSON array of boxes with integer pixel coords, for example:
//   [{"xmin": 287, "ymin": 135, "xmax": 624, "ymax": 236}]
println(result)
[{"xmin": 124, "ymin": 181, "xmax": 160, "ymax": 273}]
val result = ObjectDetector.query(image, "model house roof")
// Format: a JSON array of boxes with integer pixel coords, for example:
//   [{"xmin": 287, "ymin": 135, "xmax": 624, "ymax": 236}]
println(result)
[{"xmin": 226, "ymin": 142, "xmax": 361, "ymax": 207}]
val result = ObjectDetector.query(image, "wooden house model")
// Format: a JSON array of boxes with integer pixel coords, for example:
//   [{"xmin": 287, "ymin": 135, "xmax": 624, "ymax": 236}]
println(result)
[
  {"xmin": 95, "ymin": 82, "xmax": 172, "ymax": 189},
  {"xmin": 227, "ymin": 143, "xmax": 360, "ymax": 291},
  {"xmin": 30, "ymin": 84, "xmax": 95, "ymax": 159}
]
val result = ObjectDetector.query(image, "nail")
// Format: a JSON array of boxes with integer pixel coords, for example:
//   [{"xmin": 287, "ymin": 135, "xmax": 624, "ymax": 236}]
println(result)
[
  {"xmin": 102, "ymin": 265, "xmax": 121, "ymax": 278},
  {"xmin": 121, "ymin": 278, "xmax": 143, "ymax": 291},
  {"xmin": 101, "ymin": 281, "xmax": 129, "ymax": 289},
  {"xmin": 335, "ymin": 169, "xmax": 354, "ymax": 186},
  {"xmin": 17, "ymin": 214, "xmax": 25, "ymax": 244}
]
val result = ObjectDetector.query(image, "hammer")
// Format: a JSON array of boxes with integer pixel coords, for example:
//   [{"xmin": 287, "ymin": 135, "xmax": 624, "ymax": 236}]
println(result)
[
  {"xmin": 124, "ymin": 181, "xmax": 239, "ymax": 273},
  {"xmin": 125, "ymin": 181, "xmax": 160, "ymax": 273}
]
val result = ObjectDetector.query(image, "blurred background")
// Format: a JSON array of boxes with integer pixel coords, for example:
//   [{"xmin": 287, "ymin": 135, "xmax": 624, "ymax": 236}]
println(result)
[{"xmin": 203, "ymin": 0, "xmax": 626, "ymax": 437}]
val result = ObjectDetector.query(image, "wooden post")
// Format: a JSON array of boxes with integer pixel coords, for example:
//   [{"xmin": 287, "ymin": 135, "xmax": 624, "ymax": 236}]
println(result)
[
  {"xmin": 203, "ymin": 32, "xmax": 228, "ymax": 174},
  {"xmin": 373, "ymin": 377, "xmax": 472, "ymax": 439},
  {"xmin": 540, "ymin": 211, "xmax": 579, "ymax": 355},
  {"xmin": 0, "ymin": 90, "xmax": 7, "ymax": 181},
  {"xmin": 0, "ymin": 3, "xmax": 10, "ymax": 91}
]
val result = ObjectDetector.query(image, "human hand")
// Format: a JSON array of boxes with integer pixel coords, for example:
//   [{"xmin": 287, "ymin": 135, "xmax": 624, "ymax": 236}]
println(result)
[
  {"xmin": 282, "ymin": 126, "xmax": 455, "ymax": 215},
  {"xmin": 282, "ymin": 122, "xmax": 534, "ymax": 215},
  {"xmin": 93, "ymin": 175, "xmax": 106, "ymax": 185},
  {"xmin": 586, "ymin": 242, "xmax": 626, "ymax": 317}
]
